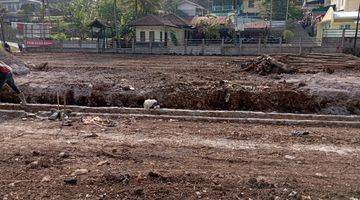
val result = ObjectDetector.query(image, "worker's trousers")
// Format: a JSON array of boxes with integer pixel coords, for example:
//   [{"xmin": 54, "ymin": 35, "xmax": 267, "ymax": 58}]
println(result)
[{"xmin": 0, "ymin": 72, "xmax": 21, "ymax": 94}]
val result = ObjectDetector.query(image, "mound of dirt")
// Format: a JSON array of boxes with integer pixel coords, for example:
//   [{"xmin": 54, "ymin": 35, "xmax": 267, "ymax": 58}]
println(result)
[
  {"xmin": 0, "ymin": 50, "xmax": 30, "ymax": 75},
  {"xmin": 240, "ymin": 55, "xmax": 296, "ymax": 76}
]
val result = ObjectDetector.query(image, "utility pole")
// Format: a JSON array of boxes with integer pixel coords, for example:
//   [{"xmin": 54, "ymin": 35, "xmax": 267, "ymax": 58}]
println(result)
[
  {"xmin": 135, "ymin": 0, "xmax": 138, "ymax": 18},
  {"xmin": 113, "ymin": 0, "xmax": 119, "ymax": 49},
  {"xmin": 286, "ymin": 0, "xmax": 289, "ymax": 21},
  {"xmin": 41, "ymin": 0, "xmax": 46, "ymax": 52},
  {"xmin": 270, "ymin": 0, "xmax": 273, "ymax": 33},
  {"xmin": 0, "ymin": 9, "xmax": 6, "ymax": 47},
  {"xmin": 353, "ymin": 2, "xmax": 360, "ymax": 54}
]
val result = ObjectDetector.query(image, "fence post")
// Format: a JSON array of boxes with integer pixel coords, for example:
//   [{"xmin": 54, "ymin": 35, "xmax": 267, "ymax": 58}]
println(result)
[
  {"xmin": 184, "ymin": 39, "xmax": 187, "ymax": 55},
  {"xmin": 280, "ymin": 37, "xmax": 283, "ymax": 53},
  {"xmin": 113, "ymin": 39, "xmax": 117, "ymax": 53},
  {"xmin": 299, "ymin": 37, "xmax": 302, "ymax": 55},
  {"xmin": 341, "ymin": 29, "xmax": 346, "ymax": 50},
  {"xmin": 258, "ymin": 37, "xmax": 261, "ymax": 54},
  {"xmin": 132, "ymin": 38, "xmax": 135, "ymax": 53},
  {"xmin": 79, "ymin": 40, "xmax": 82, "ymax": 52},
  {"xmin": 61, "ymin": 40, "xmax": 64, "ymax": 52},
  {"xmin": 201, "ymin": 38, "xmax": 205, "ymax": 55},
  {"xmin": 221, "ymin": 38, "xmax": 225, "ymax": 55},
  {"xmin": 238, "ymin": 38, "xmax": 242, "ymax": 56},
  {"xmin": 149, "ymin": 40, "xmax": 152, "ymax": 54}
]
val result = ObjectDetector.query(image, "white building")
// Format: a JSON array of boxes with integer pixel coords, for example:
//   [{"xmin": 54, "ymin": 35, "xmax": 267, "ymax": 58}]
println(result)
[
  {"xmin": 177, "ymin": 0, "xmax": 206, "ymax": 17},
  {"xmin": 0, "ymin": 0, "xmax": 41, "ymax": 13}
]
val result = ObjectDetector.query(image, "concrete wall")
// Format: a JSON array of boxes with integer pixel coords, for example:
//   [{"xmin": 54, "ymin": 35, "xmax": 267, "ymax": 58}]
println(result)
[
  {"xmin": 135, "ymin": 26, "xmax": 165, "ymax": 42},
  {"xmin": 135, "ymin": 26, "xmax": 185, "ymax": 45}
]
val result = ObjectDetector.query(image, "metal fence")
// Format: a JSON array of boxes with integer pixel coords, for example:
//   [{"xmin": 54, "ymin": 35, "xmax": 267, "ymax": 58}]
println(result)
[{"xmin": 25, "ymin": 36, "xmax": 339, "ymax": 55}]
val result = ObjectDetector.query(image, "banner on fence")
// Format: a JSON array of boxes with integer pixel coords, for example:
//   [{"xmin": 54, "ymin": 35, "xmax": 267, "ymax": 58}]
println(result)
[{"xmin": 26, "ymin": 39, "xmax": 55, "ymax": 47}]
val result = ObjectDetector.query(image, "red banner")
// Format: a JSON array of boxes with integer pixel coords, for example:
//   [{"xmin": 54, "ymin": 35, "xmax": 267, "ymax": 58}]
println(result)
[{"xmin": 26, "ymin": 39, "xmax": 54, "ymax": 47}]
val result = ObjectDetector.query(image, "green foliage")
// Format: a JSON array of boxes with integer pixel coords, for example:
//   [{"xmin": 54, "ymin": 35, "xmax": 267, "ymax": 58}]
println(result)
[
  {"xmin": 170, "ymin": 31, "xmax": 178, "ymax": 46},
  {"xmin": 162, "ymin": 0, "xmax": 180, "ymax": 13},
  {"xmin": 123, "ymin": 0, "xmax": 162, "ymax": 17},
  {"xmin": 62, "ymin": 0, "xmax": 98, "ymax": 39},
  {"xmin": 259, "ymin": 0, "xmax": 303, "ymax": 21},
  {"xmin": 50, "ymin": 33, "xmax": 68, "ymax": 41},
  {"xmin": 283, "ymin": 29, "xmax": 294, "ymax": 41},
  {"xmin": 204, "ymin": 24, "xmax": 221, "ymax": 39}
]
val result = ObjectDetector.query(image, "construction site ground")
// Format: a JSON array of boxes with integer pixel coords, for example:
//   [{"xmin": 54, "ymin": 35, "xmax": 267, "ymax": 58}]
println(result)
[
  {"xmin": 0, "ymin": 52, "xmax": 360, "ymax": 199},
  {"xmin": 0, "ymin": 111, "xmax": 360, "ymax": 199},
  {"xmin": 1, "ymin": 52, "xmax": 359, "ymax": 114}
]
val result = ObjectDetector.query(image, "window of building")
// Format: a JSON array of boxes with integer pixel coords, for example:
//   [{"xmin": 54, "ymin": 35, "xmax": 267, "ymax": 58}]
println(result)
[
  {"xmin": 248, "ymin": 0, "xmax": 254, "ymax": 8},
  {"xmin": 140, "ymin": 31, "xmax": 146, "ymax": 42},
  {"xmin": 160, "ymin": 31, "xmax": 163, "ymax": 42},
  {"xmin": 149, "ymin": 31, "xmax": 155, "ymax": 42},
  {"xmin": 340, "ymin": 24, "xmax": 351, "ymax": 29}
]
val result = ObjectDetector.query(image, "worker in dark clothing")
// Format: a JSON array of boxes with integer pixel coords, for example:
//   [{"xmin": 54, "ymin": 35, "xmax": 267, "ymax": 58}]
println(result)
[
  {"xmin": 0, "ymin": 62, "xmax": 26, "ymax": 106},
  {"xmin": 4, "ymin": 42, "xmax": 11, "ymax": 53}
]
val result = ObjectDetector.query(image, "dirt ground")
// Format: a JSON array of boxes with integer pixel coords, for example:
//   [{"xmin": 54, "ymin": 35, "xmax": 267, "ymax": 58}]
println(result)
[
  {"xmin": 1, "ymin": 53, "xmax": 360, "ymax": 199},
  {"xmin": 0, "ymin": 52, "xmax": 358, "ymax": 114},
  {"xmin": 0, "ymin": 115, "xmax": 360, "ymax": 200}
]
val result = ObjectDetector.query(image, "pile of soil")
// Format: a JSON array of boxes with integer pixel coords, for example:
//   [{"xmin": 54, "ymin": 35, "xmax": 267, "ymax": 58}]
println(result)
[
  {"xmin": 240, "ymin": 55, "xmax": 296, "ymax": 76},
  {"xmin": 0, "ymin": 50, "xmax": 30, "ymax": 75}
]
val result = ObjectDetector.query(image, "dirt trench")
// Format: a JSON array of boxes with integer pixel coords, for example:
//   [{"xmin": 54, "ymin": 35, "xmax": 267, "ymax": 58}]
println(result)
[{"xmin": 0, "ymin": 82, "xmax": 319, "ymax": 114}]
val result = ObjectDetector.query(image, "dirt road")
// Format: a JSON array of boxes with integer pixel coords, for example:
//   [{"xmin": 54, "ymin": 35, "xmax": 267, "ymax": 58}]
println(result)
[{"xmin": 0, "ymin": 113, "xmax": 359, "ymax": 199}]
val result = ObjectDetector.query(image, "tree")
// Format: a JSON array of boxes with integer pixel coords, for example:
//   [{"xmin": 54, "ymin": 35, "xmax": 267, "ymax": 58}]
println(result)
[
  {"xmin": 18, "ymin": 4, "xmax": 39, "ymax": 22},
  {"xmin": 122, "ymin": 0, "xmax": 162, "ymax": 17},
  {"xmin": 61, "ymin": 0, "xmax": 98, "ymax": 39},
  {"xmin": 259, "ymin": 0, "xmax": 303, "ymax": 21},
  {"xmin": 162, "ymin": 0, "xmax": 180, "ymax": 13}
]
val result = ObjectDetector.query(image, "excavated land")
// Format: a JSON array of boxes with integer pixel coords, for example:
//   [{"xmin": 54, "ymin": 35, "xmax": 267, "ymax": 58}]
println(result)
[
  {"xmin": 1, "ymin": 53, "xmax": 360, "ymax": 199},
  {"xmin": 0, "ymin": 52, "xmax": 359, "ymax": 115},
  {"xmin": 0, "ymin": 109, "xmax": 360, "ymax": 199}
]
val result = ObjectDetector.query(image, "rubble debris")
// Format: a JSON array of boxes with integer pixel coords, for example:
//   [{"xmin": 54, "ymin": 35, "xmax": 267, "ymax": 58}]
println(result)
[
  {"xmin": 41, "ymin": 176, "xmax": 51, "ymax": 183},
  {"xmin": 285, "ymin": 155, "xmax": 296, "ymax": 160},
  {"xmin": 64, "ymin": 177, "xmax": 77, "ymax": 185},
  {"xmin": 71, "ymin": 169, "xmax": 89, "ymax": 176},
  {"xmin": 133, "ymin": 188, "xmax": 144, "ymax": 196},
  {"xmin": 82, "ymin": 116, "xmax": 116, "ymax": 127},
  {"xmin": 148, "ymin": 172, "xmax": 167, "ymax": 181},
  {"xmin": 240, "ymin": 55, "xmax": 296, "ymax": 76},
  {"xmin": 83, "ymin": 133, "xmax": 99, "ymax": 139},
  {"xmin": 35, "ymin": 62, "xmax": 49, "ymax": 71},
  {"xmin": 290, "ymin": 131, "xmax": 310, "ymax": 137},
  {"xmin": 123, "ymin": 85, "xmax": 135, "ymax": 91},
  {"xmin": 247, "ymin": 177, "xmax": 275, "ymax": 189},
  {"xmin": 32, "ymin": 150, "xmax": 41, "ymax": 157},
  {"xmin": 97, "ymin": 160, "xmax": 109, "ymax": 166},
  {"xmin": 29, "ymin": 159, "xmax": 50, "ymax": 169},
  {"xmin": 323, "ymin": 67, "xmax": 335, "ymax": 74},
  {"xmin": 103, "ymin": 173, "xmax": 131, "ymax": 185},
  {"xmin": 144, "ymin": 99, "xmax": 160, "ymax": 109},
  {"xmin": 288, "ymin": 191, "xmax": 299, "ymax": 198},
  {"xmin": 59, "ymin": 152, "xmax": 70, "ymax": 159}
]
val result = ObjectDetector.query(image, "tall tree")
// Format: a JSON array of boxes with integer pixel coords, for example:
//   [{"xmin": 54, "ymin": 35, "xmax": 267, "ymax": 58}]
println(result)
[
  {"xmin": 259, "ymin": 0, "xmax": 303, "ymax": 21},
  {"xmin": 62, "ymin": 0, "xmax": 98, "ymax": 39},
  {"xmin": 122, "ymin": 0, "xmax": 162, "ymax": 17}
]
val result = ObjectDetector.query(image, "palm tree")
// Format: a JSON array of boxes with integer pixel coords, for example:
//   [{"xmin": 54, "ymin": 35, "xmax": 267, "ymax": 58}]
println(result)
[{"xmin": 122, "ymin": 0, "xmax": 161, "ymax": 17}]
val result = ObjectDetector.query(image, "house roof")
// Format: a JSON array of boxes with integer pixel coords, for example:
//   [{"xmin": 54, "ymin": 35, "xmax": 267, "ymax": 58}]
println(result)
[{"xmin": 132, "ymin": 14, "xmax": 191, "ymax": 28}]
